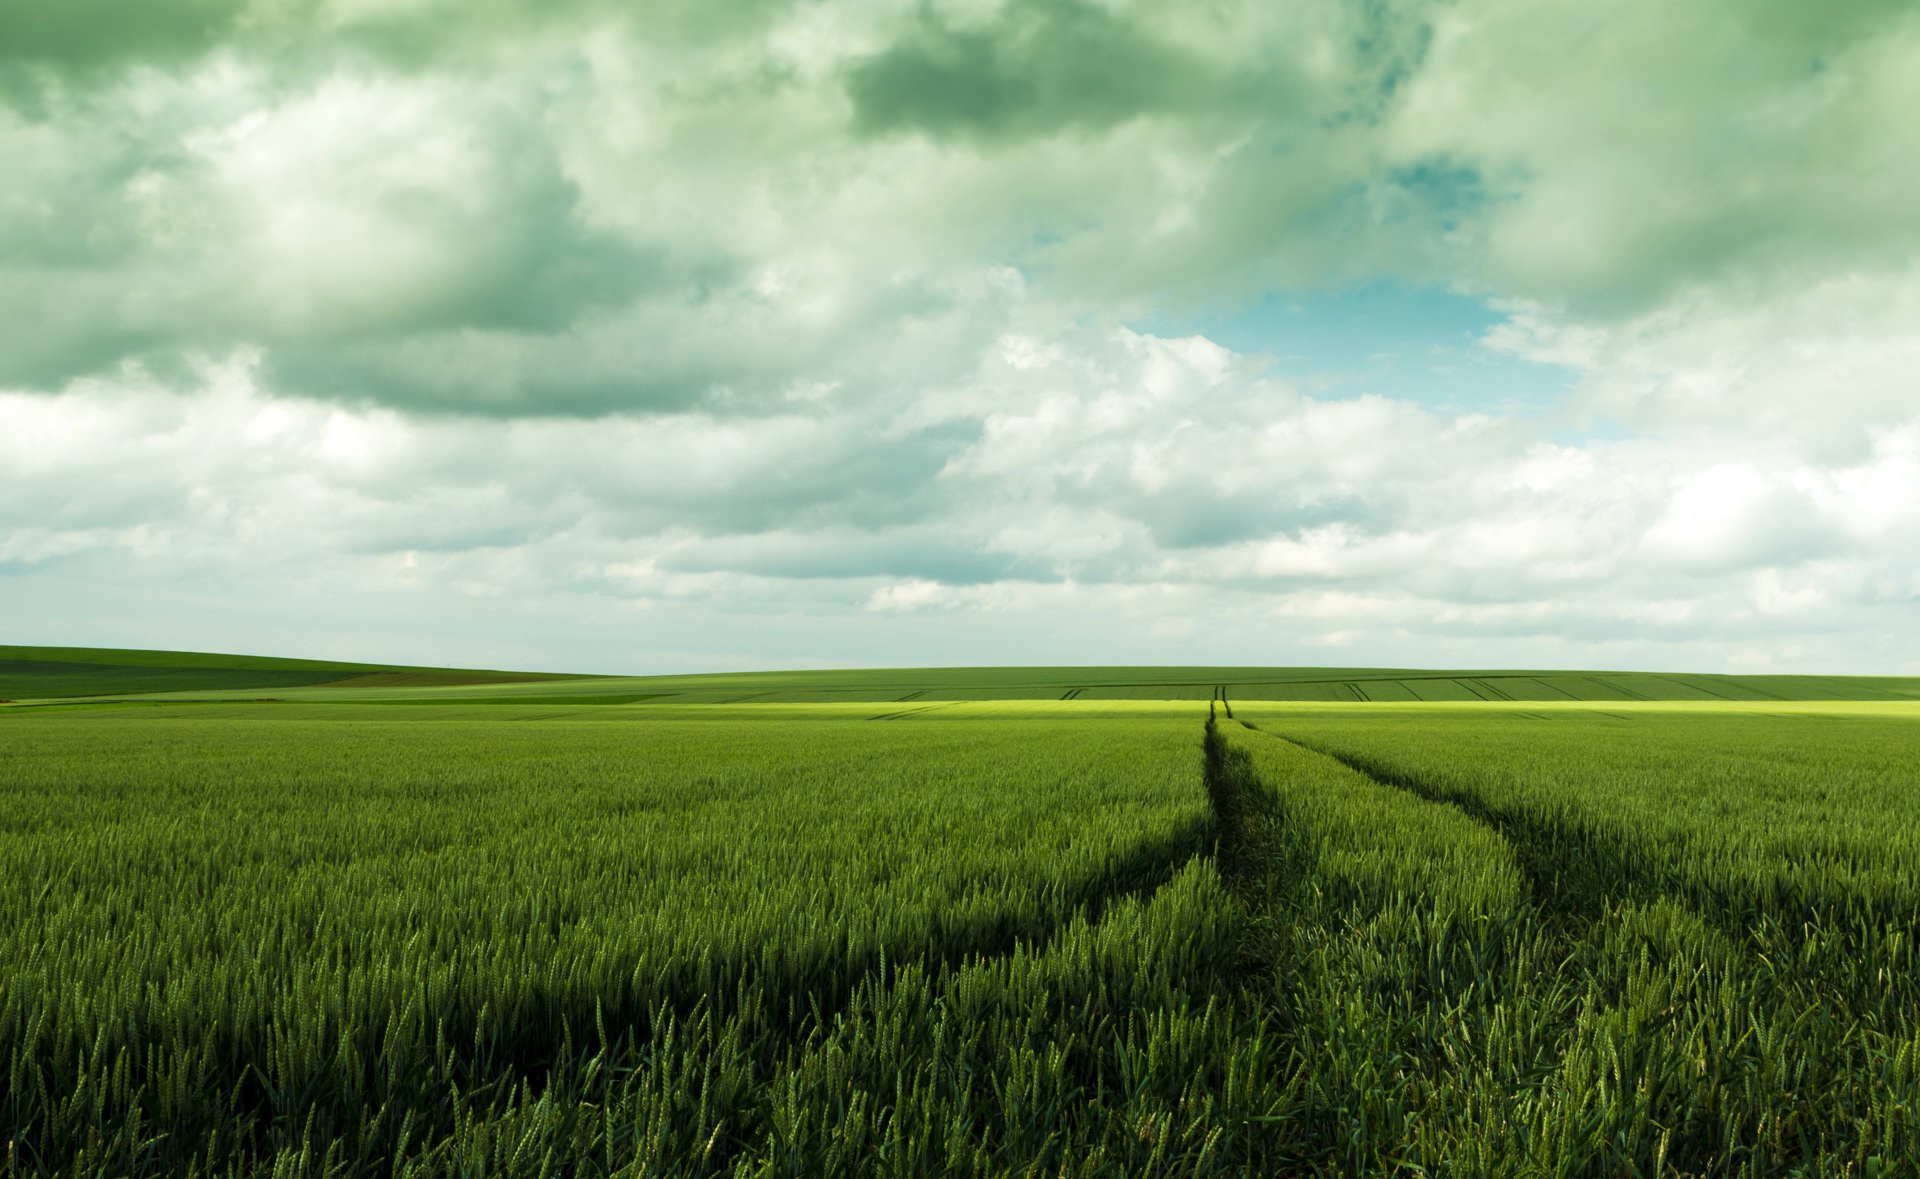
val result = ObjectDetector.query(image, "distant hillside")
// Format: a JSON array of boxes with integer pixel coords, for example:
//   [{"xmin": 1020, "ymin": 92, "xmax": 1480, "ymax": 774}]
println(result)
[
  {"xmin": 570, "ymin": 665, "xmax": 1920, "ymax": 703},
  {"xmin": 5, "ymin": 649, "xmax": 1915, "ymax": 704},
  {"xmin": 0, "ymin": 645, "xmax": 578, "ymax": 701}
]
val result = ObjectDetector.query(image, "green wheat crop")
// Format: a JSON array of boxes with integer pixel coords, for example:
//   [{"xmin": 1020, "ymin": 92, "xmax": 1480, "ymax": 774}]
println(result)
[
  {"xmin": 5, "ymin": 696, "xmax": 1919, "ymax": 1175},
  {"xmin": 1223, "ymin": 707, "xmax": 1920, "ymax": 1174},
  {"xmin": 0, "ymin": 708, "xmax": 1289, "ymax": 1176}
]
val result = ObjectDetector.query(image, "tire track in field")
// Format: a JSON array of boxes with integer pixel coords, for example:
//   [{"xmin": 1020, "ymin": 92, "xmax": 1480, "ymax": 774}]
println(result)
[
  {"xmin": 1254, "ymin": 724, "xmax": 1620, "ymax": 928},
  {"xmin": 1204, "ymin": 720, "xmax": 1521, "ymax": 1058},
  {"xmin": 865, "ymin": 702, "xmax": 958, "ymax": 720},
  {"xmin": 1214, "ymin": 722, "xmax": 1781, "ymax": 1175},
  {"xmin": 1256, "ymin": 721, "xmax": 1919, "ymax": 983},
  {"xmin": 1223, "ymin": 720, "xmax": 1511, "ymax": 896},
  {"xmin": 1226, "ymin": 720, "xmax": 1920, "ymax": 1178},
  {"xmin": 1587, "ymin": 675, "xmax": 1648, "ymax": 701},
  {"xmin": 371, "ymin": 814, "xmax": 1218, "ymax": 1119},
  {"xmin": 1251, "ymin": 724, "xmax": 1752, "ymax": 942},
  {"xmin": 1528, "ymin": 677, "xmax": 1584, "ymax": 700}
]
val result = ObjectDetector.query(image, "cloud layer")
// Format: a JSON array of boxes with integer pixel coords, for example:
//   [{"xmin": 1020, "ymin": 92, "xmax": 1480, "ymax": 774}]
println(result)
[{"xmin": 3, "ymin": 0, "xmax": 1918, "ymax": 671}]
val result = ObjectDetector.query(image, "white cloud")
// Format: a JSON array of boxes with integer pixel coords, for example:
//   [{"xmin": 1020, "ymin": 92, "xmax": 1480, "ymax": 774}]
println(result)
[
  {"xmin": 3, "ymin": 0, "xmax": 1919, "ymax": 671},
  {"xmin": 5, "ymin": 321, "xmax": 1918, "ymax": 671},
  {"xmin": 1488, "ymin": 265, "xmax": 1920, "ymax": 437},
  {"xmin": 866, "ymin": 579, "xmax": 951, "ymax": 613}
]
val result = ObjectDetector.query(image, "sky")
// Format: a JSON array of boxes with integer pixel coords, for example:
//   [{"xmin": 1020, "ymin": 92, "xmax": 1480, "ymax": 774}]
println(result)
[{"xmin": 3, "ymin": 0, "xmax": 1919, "ymax": 675}]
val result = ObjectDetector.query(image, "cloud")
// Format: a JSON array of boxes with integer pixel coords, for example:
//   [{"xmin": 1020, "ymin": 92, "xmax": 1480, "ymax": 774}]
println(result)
[
  {"xmin": 8, "ymin": 0, "xmax": 1918, "ymax": 411},
  {"xmin": 6, "ymin": 324, "xmax": 1917, "ymax": 670},
  {"xmin": 0, "ymin": 0, "xmax": 253, "ymax": 76},
  {"xmin": 1489, "ymin": 263, "xmax": 1920, "ymax": 439},
  {"xmin": 1, "ymin": 0, "xmax": 1917, "ymax": 670},
  {"xmin": 0, "ymin": 66, "xmax": 670, "ymax": 401},
  {"xmin": 6, "ymin": 0, "xmax": 1917, "ymax": 362},
  {"xmin": 844, "ymin": 0, "xmax": 1282, "ymax": 143},
  {"xmin": 1395, "ymin": 0, "xmax": 1920, "ymax": 311}
]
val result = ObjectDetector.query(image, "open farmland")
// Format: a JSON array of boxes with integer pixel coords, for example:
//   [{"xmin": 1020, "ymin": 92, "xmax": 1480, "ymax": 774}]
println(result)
[
  {"xmin": 1215, "ymin": 705, "xmax": 1920, "ymax": 1173},
  {"xmin": 0, "ymin": 646, "xmax": 578, "ymax": 702},
  {"xmin": 1, "ymin": 704, "xmax": 1264, "ymax": 1176},
  {"xmin": 2, "ymin": 652, "xmax": 1919, "ymax": 1175},
  {"xmin": 5, "ymin": 645, "xmax": 1917, "ymax": 709}
]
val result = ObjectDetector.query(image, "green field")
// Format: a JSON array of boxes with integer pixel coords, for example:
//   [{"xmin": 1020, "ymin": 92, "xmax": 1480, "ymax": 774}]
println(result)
[
  {"xmin": 3, "ymin": 650, "xmax": 1919, "ymax": 1174},
  {"xmin": 5, "ymin": 644, "xmax": 1919, "ymax": 708},
  {"xmin": 0, "ymin": 646, "xmax": 575, "ymax": 703}
]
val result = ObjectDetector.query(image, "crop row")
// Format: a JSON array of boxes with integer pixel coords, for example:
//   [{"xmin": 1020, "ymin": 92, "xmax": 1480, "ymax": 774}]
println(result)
[
  {"xmin": 0, "ymin": 712, "xmax": 1262, "ymax": 1176},
  {"xmin": 1222, "ymin": 709, "xmax": 1920, "ymax": 1173},
  {"xmin": 6, "ymin": 703, "xmax": 1918, "ymax": 1175}
]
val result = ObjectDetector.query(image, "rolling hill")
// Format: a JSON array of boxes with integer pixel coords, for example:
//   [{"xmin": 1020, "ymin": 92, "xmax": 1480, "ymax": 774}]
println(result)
[
  {"xmin": 0, "ymin": 645, "xmax": 579, "ymax": 702},
  {"xmin": 3, "ymin": 646, "xmax": 1916, "ymax": 705}
]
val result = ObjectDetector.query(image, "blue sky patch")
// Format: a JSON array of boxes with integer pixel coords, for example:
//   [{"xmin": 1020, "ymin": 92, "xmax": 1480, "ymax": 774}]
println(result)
[{"xmin": 1140, "ymin": 283, "xmax": 1580, "ymax": 416}]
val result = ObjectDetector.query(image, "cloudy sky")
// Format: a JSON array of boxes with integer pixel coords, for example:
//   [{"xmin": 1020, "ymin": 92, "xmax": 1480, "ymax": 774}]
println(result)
[{"xmin": 4, "ymin": 0, "xmax": 1918, "ymax": 674}]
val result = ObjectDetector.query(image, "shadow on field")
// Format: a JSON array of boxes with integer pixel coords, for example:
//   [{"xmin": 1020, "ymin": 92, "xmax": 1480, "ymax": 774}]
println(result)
[
  {"xmin": 184, "ymin": 814, "xmax": 1228, "ymax": 1166},
  {"xmin": 1260, "ymin": 724, "xmax": 1920, "ymax": 976},
  {"xmin": 1276, "ymin": 731, "xmax": 1623, "ymax": 930},
  {"xmin": 1201, "ymin": 721, "xmax": 1300, "ymax": 906},
  {"xmin": 1194, "ymin": 717, "xmax": 1917, "ymax": 1177}
]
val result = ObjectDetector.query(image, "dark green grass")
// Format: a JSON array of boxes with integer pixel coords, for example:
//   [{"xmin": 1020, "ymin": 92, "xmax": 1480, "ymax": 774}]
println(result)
[
  {"xmin": 7, "ymin": 682, "xmax": 1920, "ymax": 1174},
  {"xmin": 0, "ymin": 706, "xmax": 1276, "ymax": 1176},
  {"xmin": 1221, "ymin": 705, "xmax": 1920, "ymax": 1173},
  {"xmin": 0, "ymin": 645, "xmax": 579, "ymax": 701},
  {"xmin": 550, "ymin": 665, "xmax": 1920, "ymax": 704},
  {"xmin": 0, "ymin": 658, "xmax": 362, "ymax": 699},
  {"xmin": 23, "ymin": 654, "xmax": 1908, "ymax": 710},
  {"xmin": 16, "ymin": 645, "xmax": 1914, "ymax": 705}
]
